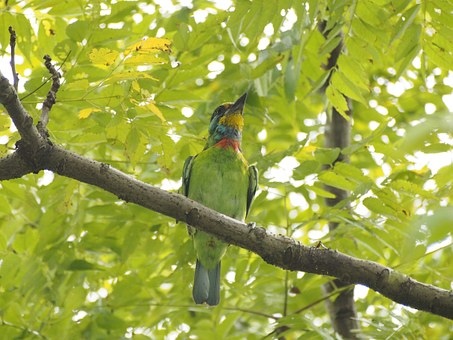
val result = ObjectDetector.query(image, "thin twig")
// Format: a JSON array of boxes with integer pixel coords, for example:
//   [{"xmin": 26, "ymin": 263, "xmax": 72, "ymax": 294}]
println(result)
[
  {"xmin": 293, "ymin": 284, "xmax": 351, "ymax": 315},
  {"xmin": 38, "ymin": 55, "xmax": 61, "ymax": 136},
  {"xmin": 8, "ymin": 26, "xmax": 19, "ymax": 91},
  {"xmin": 20, "ymin": 51, "xmax": 71, "ymax": 101}
]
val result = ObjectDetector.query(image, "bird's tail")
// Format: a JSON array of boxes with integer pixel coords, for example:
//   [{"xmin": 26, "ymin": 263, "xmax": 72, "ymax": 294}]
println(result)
[{"xmin": 193, "ymin": 259, "xmax": 221, "ymax": 306}]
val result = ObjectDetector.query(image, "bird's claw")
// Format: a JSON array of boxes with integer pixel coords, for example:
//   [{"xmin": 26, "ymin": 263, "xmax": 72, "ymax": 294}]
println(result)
[{"xmin": 247, "ymin": 222, "xmax": 256, "ymax": 229}]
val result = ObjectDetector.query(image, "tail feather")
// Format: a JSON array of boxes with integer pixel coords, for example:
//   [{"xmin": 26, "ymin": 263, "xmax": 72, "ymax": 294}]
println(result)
[
  {"xmin": 207, "ymin": 262, "xmax": 220, "ymax": 306},
  {"xmin": 193, "ymin": 260, "xmax": 209, "ymax": 304},
  {"xmin": 192, "ymin": 259, "xmax": 221, "ymax": 306}
]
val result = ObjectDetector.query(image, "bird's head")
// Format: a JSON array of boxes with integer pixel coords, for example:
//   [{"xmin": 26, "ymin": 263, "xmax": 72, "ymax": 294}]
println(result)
[{"xmin": 207, "ymin": 93, "xmax": 247, "ymax": 145}]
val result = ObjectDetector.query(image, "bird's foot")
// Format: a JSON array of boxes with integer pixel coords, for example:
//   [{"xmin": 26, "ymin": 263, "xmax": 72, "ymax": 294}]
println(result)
[{"xmin": 247, "ymin": 222, "xmax": 256, "ymax": 229}]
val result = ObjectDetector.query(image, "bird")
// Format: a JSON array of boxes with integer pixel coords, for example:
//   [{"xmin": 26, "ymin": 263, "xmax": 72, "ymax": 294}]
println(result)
[{"xmin": 181, "ymin": 93, "xmax": 258, "ymax": 306}]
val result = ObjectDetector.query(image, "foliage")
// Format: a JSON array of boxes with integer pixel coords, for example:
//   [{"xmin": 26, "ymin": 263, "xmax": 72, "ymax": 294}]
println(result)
[{"xmin": 0, "ymin": 0, "xmax": 452, "ymax": 338}]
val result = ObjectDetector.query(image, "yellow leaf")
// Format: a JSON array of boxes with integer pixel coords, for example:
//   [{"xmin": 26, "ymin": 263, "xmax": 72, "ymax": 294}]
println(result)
[
  {"xmin": 104, "ymin": 71, "xmax": 159, "ymax": 83},
  {"xmin": 132, "ymin": 80, "xmax": 141, "ymax": 93},
  {"xmin": 78, "ymin": 108, "xmax": 101, "ymax": 119},
  {"xmin": 124, "ymin": 54, "xmax": 167, "ymax": 65},
  {"xmin": 88, "ymin": 48, "xmax": 119, "ymax": 67},
  {"xmin": 125, "ymin": 37, "xmax": 171, "ymax": 56},
  {"xmin": 146, "ymin": 102, "xmax": 166, "ymax": 122}
]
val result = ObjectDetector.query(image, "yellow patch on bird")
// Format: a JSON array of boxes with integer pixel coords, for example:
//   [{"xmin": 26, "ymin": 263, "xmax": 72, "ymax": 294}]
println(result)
[{"xmin": 219, "ymin": 113, "xmax": 244, "ymax": 130}]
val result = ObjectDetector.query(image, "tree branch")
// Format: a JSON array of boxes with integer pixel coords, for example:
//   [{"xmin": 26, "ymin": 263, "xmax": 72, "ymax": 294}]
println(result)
[
  {"xmin": 0, "ymin": 73, "xmax": 452, "ymax": 320},
  {"xmin": 8, "ymin": 26, "xmax": 19, "ymax": 91},
  {"xmin": 319, "ymin": 19, "xmax": 358, "ymax": 338},
  {"xmin": 38, "ymin": 55, "xmax": 61, "ymax": 135},
  {"xmin": 0, "ymin": 152, "xmax": 33, "ymax": 179}
]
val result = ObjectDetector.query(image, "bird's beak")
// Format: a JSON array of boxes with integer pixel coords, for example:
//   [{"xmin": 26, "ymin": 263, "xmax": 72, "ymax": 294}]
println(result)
[{"xmin": 226, "ymin": 93, "xmax": 247, "ymax": 115}]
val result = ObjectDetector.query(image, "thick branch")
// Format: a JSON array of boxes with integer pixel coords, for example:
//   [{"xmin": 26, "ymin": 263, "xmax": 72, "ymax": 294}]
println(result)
[
  {"xmin": 0, "ymin": 152, "xmax": 33, "ymax": 179},
  {"xmin": 0, "ymin": 73, "xmax": 452, "ymax": 320},
  {"xmin": 0, "ymin": 75, "xmax": 45, "ymax": 149}
]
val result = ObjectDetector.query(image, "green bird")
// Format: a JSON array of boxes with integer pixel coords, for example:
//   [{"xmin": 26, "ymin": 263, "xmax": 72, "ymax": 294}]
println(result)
[{"xmin": 182, "ymin": 93, "xmax": 258, "ymax": 306}]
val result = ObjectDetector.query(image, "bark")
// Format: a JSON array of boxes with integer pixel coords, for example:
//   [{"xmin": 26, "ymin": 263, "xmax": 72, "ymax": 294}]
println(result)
[{"xmin": 1, "ymin": 73, "xmax": 453, "ymax": 320}]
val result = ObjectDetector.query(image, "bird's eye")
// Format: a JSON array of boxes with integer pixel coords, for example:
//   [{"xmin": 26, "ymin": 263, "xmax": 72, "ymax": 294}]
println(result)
[{"xmin": 210, "ymin": 104, "xmax": 229, "ymax": 122}]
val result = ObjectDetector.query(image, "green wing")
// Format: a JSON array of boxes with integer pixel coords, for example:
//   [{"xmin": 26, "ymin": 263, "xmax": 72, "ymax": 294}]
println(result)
[
  {"xmin": 246, "ymin": 165, "xmax": 258, "ymax": 217},
  {"xmin": 182, "ymin": 155, "xmax": 196, "ymax": 236},
  {"xmin": 181, "ymin": 155, "xmax": 195, "ymax": 197}
]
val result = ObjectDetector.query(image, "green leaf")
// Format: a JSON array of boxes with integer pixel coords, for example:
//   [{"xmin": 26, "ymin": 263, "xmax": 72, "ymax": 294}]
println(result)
[
  {"xmin": 391, "ymin": 4, "xmax": 421, "ymax": 43},
  {"xmin": 66, "ymin": 20, "xmax": 90, "ymax": 42},
  {"xmin": 334, "ymin": 162, "xmax": 373, "ymax": 185},
  {"xmin": 363, "ymin": 197, "xmax": 396, "ymax": 216},
  {"xmin": 1, "ymin": 1, "xmax": 452, "ymax": 336},
  {"xmin": 307, "ymin": 184, "xmax": 336, "ymax": 198},
  {"xmin": 319, "ymin": 171, "xmax": 356, "ymax": 191},
  {"xmin": 293, "ymin": 160, "xmax": 321, "ymax": 179},
  {"xmin": 251, "ymin": 53, "xmax": 284, "ymax": 79},
  {"xmin": 395, "ymin": 25, "xmax": 421, "ymax": 77},
  {"xmin": 424, "ymin": 41, "xmax": 452, "ymax": 70},
  {"xmin": 331, "ymin": 71, "xmax": 368, "ymax": 105},
  {"xmin": 284, "ymin": 57, "xmax": 298, "ymax": 102},
  {"xmin": 314, "ymin": 147, "xmax": 341, "ymax": 165},
  {"xmin": 96, "ymin": 312, "xmax": 127, "ymax": 330},
  {"xmin": 337, "ymin": 56, "xmax": 369, "ymax": 92},
  {"xmin": 390, "ymin": 179, "xmax": 436, "ymax": 199},
  {"xmin": 413, "ymin": 207, "xmax": 453, "ymax": 245},
  {"xmin": 326, "ymin": 84, "xmax": 350, "ymax": 119},
  {"xmin": 67, "ymin": 259, "xmax": 101, "ymax": 271}
]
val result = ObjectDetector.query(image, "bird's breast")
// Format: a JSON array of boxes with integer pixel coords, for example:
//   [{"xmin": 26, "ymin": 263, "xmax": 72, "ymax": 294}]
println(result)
[{"xmin": 187, "ymin": 146, "xmax": 249, "ymax": 220}]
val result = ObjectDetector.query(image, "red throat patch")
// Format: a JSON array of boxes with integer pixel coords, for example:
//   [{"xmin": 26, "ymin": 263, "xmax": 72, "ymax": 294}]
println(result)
[{"xmin": 215, "ymin": 138, "xmax": 241, "ymax": 151}]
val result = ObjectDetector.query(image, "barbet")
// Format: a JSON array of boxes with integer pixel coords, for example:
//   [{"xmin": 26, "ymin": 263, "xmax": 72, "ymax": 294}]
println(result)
[{"xmin": 182, "ymin": 93, "xmax": 258, "ymax": 306}]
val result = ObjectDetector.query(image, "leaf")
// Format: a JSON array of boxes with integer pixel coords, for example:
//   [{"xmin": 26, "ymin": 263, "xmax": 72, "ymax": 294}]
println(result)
[
  {"xmin": 412, "ymin": 207, "xmax": 453, "ymax": 245},
  {"xmin": 124, "ymin": 54, "xmax": 167, "ymax": 65},
  {"xmin": 78, "ymin": 108, "xmax": 101, "ymax": 119},
  {"xmin": 96, "ymin": 312, "xmax": 127, "ymax": 330},
  {"xmin": 319, "ymin": 35, "xmax": 343, "ymax": 56},
  {"xmin": 105, "ymin": 71, "xmax": 159, "ymax": 83},
  {"xmin": 88, "ymin": 47, "xmax": 119, "ymax": 68},
  {"xmin": 314, "ymin": 147, "xmax": 341, "ymax": 165},
  {"xmin": 326, "ymin": 84, "xmax": 350, "ymax": 120},
  {"xmin": 146, "ymin": 101, "xmax": 166, "ymax": 122},
  {"xmin": 331, "ymin": 71, "xmax": 368, "ymax": 105},
  {"xmin": 318, "ymin": 171, "xmax": 356, "ymax": 191},
  {"xmin": 308, "ymin": 184, "xmax": 336, "ymax": 198},
  {"xmin": 421, "ymin": 143, "xmax": 451, "ymax": 154},
  {"xmin": 400, "ymin": 116, "xmax": 453, "ymax": 153},
  {"xmin": 424, "ymin": 41, "xmax": 452, "ymax": 70},
  {"xmin": 293, "ymin": 160, "xmax": 321, "ymax": 179},
  {"xmin": 125, "ymin": 126, "xmax": 141, "ymax": 155},
  {"xmin": 284, "ymin": 57, "xmax": 298, "ymax": 102},
  {"xmin": 363, "ymin": 197, "xmax": 396, "ymax": 216},
  {"xmin": 391, "ymin": 4, "xmax": 421, "ymax": 43},
  {"xmin": 67, "ymin": 259, "xmax": 100, "ymax": 271},
  {"xmin": 391, "ymin": 0, "xmax": 413, "ymax": 13},
  {"xmin": 125, "ymin": 37, "xmax": 171, "ymax": 55},
  {"xmin": 337, "ymin": 56, "xmax": 369, "ymax": 92},
  {"xmin": 66, "ymin": 20, "xmax": 90, "ymax": 42},
  {"xmin": 395, "ymin": 25, "xmax": 421, "ymax": 77},
  {"xmin": 334, "ymin": 162, "xmax": 372, "ymax": 185},
  {"xmin": 251, "ymin": 53, "xmax": 284, "ymax": 79},
  {"xmin": 390, "ymin": 179, "xmax": 437, "ymax": 200}
]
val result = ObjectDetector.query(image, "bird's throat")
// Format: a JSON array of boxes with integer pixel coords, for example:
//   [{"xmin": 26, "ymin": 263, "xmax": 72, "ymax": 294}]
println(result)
[{"xmin": 215, "ymin": 138, "xmax": 241, "ymax": 151}]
